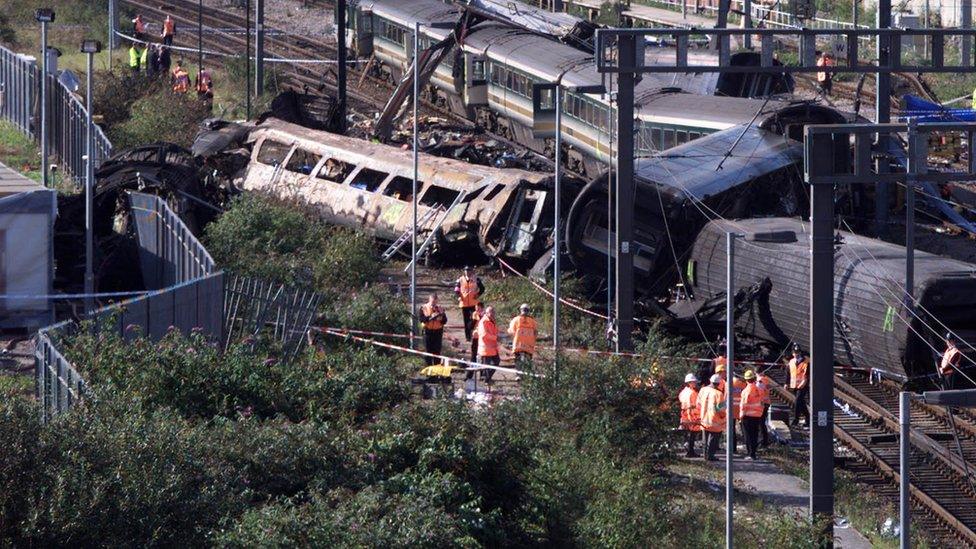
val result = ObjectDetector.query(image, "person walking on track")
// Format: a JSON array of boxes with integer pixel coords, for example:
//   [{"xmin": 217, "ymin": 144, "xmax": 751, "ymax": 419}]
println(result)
[{"xmin": 420, "ymin": 294, "xmax": 447, "ymax": 366}]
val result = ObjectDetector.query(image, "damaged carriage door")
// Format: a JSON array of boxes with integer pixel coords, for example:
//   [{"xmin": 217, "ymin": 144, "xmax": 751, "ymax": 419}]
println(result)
[
  {"xmin": 352, "ymin": 7, "xmax": 373, "ymax": 58},
  {"xmin": 504, "ymin": 186, "xmax": 550, "ymax": 259},
  {"xmin": 532, "ymin": 83, "xmax": 557, "ymax": 139},
  {"xmin": 464, "ymin": 54, "xmax": 488, "ymax": 107}
]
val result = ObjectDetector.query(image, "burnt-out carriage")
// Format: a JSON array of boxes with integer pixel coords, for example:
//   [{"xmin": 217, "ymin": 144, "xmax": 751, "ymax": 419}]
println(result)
[
  {"xmin": 683, "ymin": 217, "xmax": 976, "ymax": 380},
  {"xmin": 242, "ymin": 118, "xmax": 554, "ymax": 262}
]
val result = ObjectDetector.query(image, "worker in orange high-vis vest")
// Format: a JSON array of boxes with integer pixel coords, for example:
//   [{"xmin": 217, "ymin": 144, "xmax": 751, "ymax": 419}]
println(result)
[
  {"xmin": 714, "ymin": 362, "xmax": 741, "ymax": 452},
  {"xmin": 738, "ymin": 370, "xmax": 765, "ymax": 460},
  {"xmin": 507, "ymin": 303, "xmax": 537, "ymax": 366},
  {"xmin": 420, "ymin": 294, "xmax": 447, "ymax": 366},
  {"xmin": 468, "ymin": 301, "xmax": 484, "ymax": 370},
  {"xmin": 678, "ymin": 373, "xmax": 702, "ymax": 458},
  {"xmin": 161, "ymin": 14, "xmax": 176, "ymax": 46},
  {"xmin": 454, "ymin": 266, "xmax": 485, "ymax": 342},
  {"xmin": 171, "ymin": 61, "xmax": 190, "ymax": 93},
  {"xmin": 697, "ymin": 373, "xmax": 726, "ymax": 461},
  {"xmin": 756, "ymin": 371, "xmax": 772, "ymax": 447},
  {"xmin": 939, "ymin": 332, "xmax": 963, "ymax": 390},
  {"xmin": 477, "ymin": 306, "xmax": 500, "ymax": 383},
  {"xmin": 788, "ymin": 345, "xmax": 810, "ymax": 428}
]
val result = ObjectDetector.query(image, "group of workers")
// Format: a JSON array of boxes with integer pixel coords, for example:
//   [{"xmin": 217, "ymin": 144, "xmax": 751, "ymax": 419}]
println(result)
[
  {"xmin": 680, "ymin": 333, "xmax": 968, "ymax": 461},
  {"xmin": 419, "ymin": 266, "xmax": 538, "ymax": 383},
  {"xmin": 678, "ymin": 344, "xmax": 810, "ymax": 461},
  {"xmin": 127, "ymin": 14, "xmax": 214, "ymax": 101}
]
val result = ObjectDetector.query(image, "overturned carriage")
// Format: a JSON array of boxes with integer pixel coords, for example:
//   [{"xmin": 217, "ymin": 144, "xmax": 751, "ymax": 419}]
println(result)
[
  {"xmin": 242, "ymin": 119, "xmax": 554, "ymax": 262},
  {"xmin": 683, "ymin": 218, "xmax": 976, "ymax": 381}
]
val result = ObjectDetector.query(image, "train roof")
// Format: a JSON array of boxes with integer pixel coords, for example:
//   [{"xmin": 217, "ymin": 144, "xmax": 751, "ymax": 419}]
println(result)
[
  {"xmin": 249, "ymin": 118, "xmax": 553, "ymax": 188},
  {"xmin": 635, "ymin": 125, "xmax": 802, "ymax": 196},
  {"xmin": 712, "ymin": 217, "xmax": 976, "ymax": 279},
  {"xmin": 460, "ymin": 0, "xmax": 586, "ymax": 39},
  {"xmin": 356, "ymin": 0, "xmax": 460, "ymax": 27}
]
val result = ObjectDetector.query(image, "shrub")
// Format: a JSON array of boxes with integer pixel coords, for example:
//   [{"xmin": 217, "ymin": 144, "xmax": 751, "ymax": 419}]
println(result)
[
  {"xmin": 110, "ymin": 81, "xmax": 212, "ymax": 149},
  {"xmin": 205, "ymin": 194, "xmax": 382, "ymax": 297}
]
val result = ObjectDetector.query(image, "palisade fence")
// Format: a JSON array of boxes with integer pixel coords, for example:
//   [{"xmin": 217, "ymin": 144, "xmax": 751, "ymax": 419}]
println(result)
[
  {"xmin": 35, "ymin": 193, "xmax": 324, "ymax": 421},
  {"xmin": 0, "ymin": 43, "xmax": 113, "ymax": 182}
]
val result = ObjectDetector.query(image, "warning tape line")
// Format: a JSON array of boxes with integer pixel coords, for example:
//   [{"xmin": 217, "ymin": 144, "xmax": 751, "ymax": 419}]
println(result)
[
  {"xmin": 495, "ymin": 257, "xmax": 610, "ymax": 321},
  {"xmin": 116, "ymin": 31, "xmax": 368, "ymax": 65},
  {"xmin": 0, "ymin": 290, "xmax": 149, "ymax": 300},
  {"xmin": 320, "ymin": 328, "xmax": 542, "ymax": 378},
  {"xmin": 316, "ymin": 326, "xmax": 788, "ymax": 370}
]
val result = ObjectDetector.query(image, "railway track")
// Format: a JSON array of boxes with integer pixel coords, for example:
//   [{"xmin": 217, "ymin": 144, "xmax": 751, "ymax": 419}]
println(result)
[{"xmin": 761, "ymin": 366, "xmax": 976, "ymax": 546}]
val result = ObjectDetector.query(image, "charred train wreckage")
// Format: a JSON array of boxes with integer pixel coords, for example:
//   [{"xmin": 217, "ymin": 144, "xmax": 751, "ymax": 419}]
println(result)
[{"xmin": 240, "ymin": 118, "xmax": 557, "ymax": 263}]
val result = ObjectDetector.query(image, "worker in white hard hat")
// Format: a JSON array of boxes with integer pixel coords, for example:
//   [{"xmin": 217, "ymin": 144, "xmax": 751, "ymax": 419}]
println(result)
[
  {"xmin": 678, "ymin": 373, "xmax": 702, "ymax": 457},
  {"xmin": 697, "ymin": 373, "xmax": 727, "ymax": 461}
]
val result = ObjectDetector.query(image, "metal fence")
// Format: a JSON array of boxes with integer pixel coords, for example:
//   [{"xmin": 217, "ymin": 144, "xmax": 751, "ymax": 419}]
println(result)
[
  {"xmin": 0, "ymin": 43, "xmax": 113, "ymax": 183},
  {"xmin": 223, "ymin": 274, "xmax": 323, "ymax": 359},
  {"xmin": 46, "ymin": 71, "xmax": 113, "ymax": 182},
  {"xmin": 129, "ymin": 192, "xmax": 216, "ymax": 289},
  {"xmin": 35, "ymin": 322, "xmax": 88, "ymax": 419},
  {"xmin": 35, "ymin": 193, "xmax": 219, "ymax": 421},
  {"xmin": 0, "ymin": 48, "xmax": 37, "ymax": 138}
]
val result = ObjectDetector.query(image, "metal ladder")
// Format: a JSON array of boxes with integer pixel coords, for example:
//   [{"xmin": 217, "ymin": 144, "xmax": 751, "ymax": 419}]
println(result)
[
  {"xmin": 403, "ymin": 190, "xmax": 467, "ymax": 272},
  {"xmin": 381, "ymin": 205, "xmax": 442, "ymax": 261}
]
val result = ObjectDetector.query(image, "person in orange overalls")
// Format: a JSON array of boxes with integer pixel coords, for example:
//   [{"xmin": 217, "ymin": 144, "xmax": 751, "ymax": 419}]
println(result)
[
  {"xmin": 468, "ymin": 301, "xmax": 484, "ymax": 369},
  {"xmin": 171, "ymin": 61, "xmax": 190, "ymax": 93},
  {"xmin": 678, "ymin": 373, "xmax": 702, "ymax": 458},
  {"xmin": 420, "ymin": 294, "xmax": 447, "ymax": 366},
  {"xmin": 454, "ymin": 266, "xmax": 485, "ymax": 342},
  {"xmin": 939, "ymin": 332, "xmax": 963, "ymax": 390},
  {"xmin": 788, "ymin": 345, "xmax": 809, "ymax": 428},
  {"xmin": 477, "ymin": 306, "xmax": 500, "ymax": 383},
  {"xmin": 756, "ymin": 370, "xmax": 772, "ymax": 447},
  {"xmin": 738, "ymin": 370, "xmax": 765, "ymax": 460},
  {"xmin": 697, "ymin": 373, "xmax": 726, "ymax": 462},
  {"xmin": 507, "ymin": 303, "xmax": 537, "ymax": 367},
  {"xmin": 161, "ymin": 14, "xmax": 176, "ymax": 46}
]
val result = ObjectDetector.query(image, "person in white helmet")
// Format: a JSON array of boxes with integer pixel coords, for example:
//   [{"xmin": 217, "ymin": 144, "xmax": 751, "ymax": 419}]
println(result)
[
  {"xmin": 678, "ymin": 373, "xmax": 702, "ymax": 457},
  {"xmin": 697, "ymin": 373, "xmax": 727, "ymax": 461}
]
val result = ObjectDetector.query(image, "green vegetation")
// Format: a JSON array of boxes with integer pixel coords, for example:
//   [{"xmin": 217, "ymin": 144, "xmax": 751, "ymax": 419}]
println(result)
[
  {"xmin": 0, "ymin": 327, "xmax": 829, "ymax": 546},
  {"xmin": 0, "ymin": 120, "xmax": 40, "ymax": 182},
  {"xmin": 107, "ymin": 77, "xmax": 213, "ymax": 149}
]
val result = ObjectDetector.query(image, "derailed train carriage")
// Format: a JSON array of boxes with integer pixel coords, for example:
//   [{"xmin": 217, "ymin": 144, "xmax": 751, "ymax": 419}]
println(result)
[
  {"xmin": 683, "ymin": 218, "xmax": 976, "ymax": 381},
  {"xmin": 241, "ymin": 118, "xmax": 554, "ymax": 262},
  {"xmin": 566, "ymin": 124, "xmax": 815, "ymax": 297},
  {"xmin": 345, "ymin": 0, "xmax": 800, "ymax": 176}
]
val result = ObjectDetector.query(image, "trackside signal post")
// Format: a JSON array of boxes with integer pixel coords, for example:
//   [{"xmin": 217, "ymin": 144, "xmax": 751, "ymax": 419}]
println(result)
[{"xmin": 594, "ymin": 24, "xmax": 976, "ymax": 545}]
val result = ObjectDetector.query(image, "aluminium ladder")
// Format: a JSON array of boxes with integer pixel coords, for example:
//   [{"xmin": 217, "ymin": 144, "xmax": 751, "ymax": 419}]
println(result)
[
  {"xmin": 381, "ymin": 205, "xmax": 442, "ymax": 261},
  {"xmin": 403, "ymin": 190, "xmax": 467, "ymax": 272}
]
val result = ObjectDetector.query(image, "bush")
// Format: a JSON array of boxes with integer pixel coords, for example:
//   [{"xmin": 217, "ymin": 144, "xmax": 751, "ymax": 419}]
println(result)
[
  {"xmin": 205, "ymin": 194, "xmax": 382, "ymax": 297},
  {"xmin": 65, "ymin": 329, "xmax": 410, "ymax": 423},
  {"xmin": 109, "ymin": 80, "xmax": 212, "ymax": 149}
]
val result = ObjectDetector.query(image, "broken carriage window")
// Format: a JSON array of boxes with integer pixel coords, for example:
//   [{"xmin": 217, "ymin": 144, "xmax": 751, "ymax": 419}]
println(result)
[
  {"xmin": 472, "ymin": 59, "xmax": 486, "ymax": 81},
  {"xmin": 482, "ymin": 184, "xmax": 505, "ymax": 201},
  {"xmin": 285, "ymin": 148, "xmax": 321, "ymax": 175},
  {"xmin": 256, "ymin": 140, "xmax": 292, "ymax": 166},
  {"xmin": 383, "ymin": 176, "xmax": 420, "ymax": 201},
  {"xmin": 315, "ymin": 157, "xmax": 354, "ymax": 184},
  {"xmin": 349, "ymin": 168, "xmax": 388, "ymax": 192},
  {"xmin": 419, "ymin": 185, "xmax": 461, "ymax": 208}
]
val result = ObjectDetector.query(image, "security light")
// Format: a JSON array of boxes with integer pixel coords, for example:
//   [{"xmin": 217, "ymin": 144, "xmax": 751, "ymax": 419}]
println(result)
[
  {"xmin": 81, "ymin": 40, "xmax": 102, "ymax": 54},
  {"xmin": 35, "ymin": 9, "xmax": 55, "ymax": 23}
]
